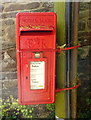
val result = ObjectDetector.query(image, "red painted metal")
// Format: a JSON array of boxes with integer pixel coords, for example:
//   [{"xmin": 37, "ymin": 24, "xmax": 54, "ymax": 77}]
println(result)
[
  {"xmin": 55, "ymin": 83, "xmax": 80, "ymax": 93},
  {"xmin": 16, "ymin": 12, "xmax": 56, "ymax": 105}
]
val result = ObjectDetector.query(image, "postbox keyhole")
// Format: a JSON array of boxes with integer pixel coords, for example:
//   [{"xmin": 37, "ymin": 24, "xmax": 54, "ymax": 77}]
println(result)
[{"xmin": 26, "ymin": 76, "xmax": 28, "ymax": 79}]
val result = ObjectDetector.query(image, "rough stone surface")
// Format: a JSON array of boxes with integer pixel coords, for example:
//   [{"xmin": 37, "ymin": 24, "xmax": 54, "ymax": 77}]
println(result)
[
  {"xmin": 1, "ymin": 72, "xmax": 17, "ymax": 80},
  {"xmin": 2, "ymin": 79, "xmax": 18, "ymax": 99},
  {"xmin": 42, "ymin": 2, "xmax": 53, "ymax": 8},
  {"xmin": 79, "ymin": 2, "xmax": 90, "ymax": 11},
  {"xmin": 33, "ymin": 8, "xmax": 50, "ymax": 12},
  {"xmin": 7, "ymin": 48, "xmax": 16, "ymax": 61},
  {"xmin": 0, "ymin": 4, "xmax": 4, "ymax": 12},
  {"xmin": 25, "ymin": 2, "xmax": 40, "ymax": 10},
  {"xmin": 78, "ymin": 9, "xmax": 91, "ymax": 42},
  {"xmin": 79, "ymin": 10, "xmax": 90, "ymax": 19},
  {"xmin": 0, "ymin": 13, "xmax": 2, "ymax": 18},
  {"xmin": 1, "ymin": 29, "xmax": 5, "ymax": 36},
  {"xmin": 4, "ymin": 4, "xmax": 25, "ymax": 12},
  {"xmin": 5, "ymin": 25, "xmax": 15, "ymax": 42},
  {"xmin": 3, "ymin": 79, "xmax": 17, "ymax": 89},
  {"xmin": 2, "ymin": 12, "xmax": 18, "ymax": 19},
  {"xmin": 1, "ymin": 0, "xmax": 17, "ymax": 3},
  {"xmin": 87, "ymin": 18, "xmax": 91, "ymax": 29},
  {"xmin": 2, "ymin": 60, "xmax": 16, "ymax": 72},
  {"xmin": 2, "ymin": 19, "xmax": 15, "ymax": 26},
  {"xmin": 1, "ymin": 52, "xmax": 16, "ymax": 72},
  {"xmin": 4, "ymin": 2, "xmax": 40, "ymax": 12},
  {"xmin": 77, "ymin": 2, "xmax": 91, "ymax": 118},
  {"xmin": 0, "ymin": 29, "xmax": 2, "ymax": 36},
  {"xmin": 78, "ymin": 19, "xmax": 86, "ymax": 31}
]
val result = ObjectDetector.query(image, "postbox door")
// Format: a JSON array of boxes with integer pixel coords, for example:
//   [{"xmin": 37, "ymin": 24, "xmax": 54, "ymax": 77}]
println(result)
[{"xmin": 19, "ymin": 51, "xmax": 55, "ymax": 105}]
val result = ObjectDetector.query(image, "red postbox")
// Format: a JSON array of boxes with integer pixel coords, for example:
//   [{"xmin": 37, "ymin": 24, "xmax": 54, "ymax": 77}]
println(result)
[{"xmin": 16, "ymin": 12, "xmax": 56, "ymax": 105}]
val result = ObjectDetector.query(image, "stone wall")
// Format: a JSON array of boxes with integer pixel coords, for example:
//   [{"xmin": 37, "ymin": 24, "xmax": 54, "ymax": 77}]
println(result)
[
  {"xmin": 77, "ymin": 2, "xmax": 91, "ymax": 118},
  {"xmin": 0, "ymin": 2, "xmax": 53, "ymax": 99},
  {"xmin": 78, "ymin": 2, "xmax": 91, "ymax": 84},
  {"xmin": 78, "ymin": 2, "xmax": 91, "ymax": 48}
]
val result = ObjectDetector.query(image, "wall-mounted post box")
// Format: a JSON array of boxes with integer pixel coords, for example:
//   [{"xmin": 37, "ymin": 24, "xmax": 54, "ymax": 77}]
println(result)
[{"xmin": 16, "ymin": 12, "xmax": 56, "ymax": 105}]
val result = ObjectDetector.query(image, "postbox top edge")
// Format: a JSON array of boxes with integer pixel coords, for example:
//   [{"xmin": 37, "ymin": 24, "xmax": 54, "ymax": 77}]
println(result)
[{"xmin": 16, "ymin": 12, "xmax": 56, "ymax": 17}]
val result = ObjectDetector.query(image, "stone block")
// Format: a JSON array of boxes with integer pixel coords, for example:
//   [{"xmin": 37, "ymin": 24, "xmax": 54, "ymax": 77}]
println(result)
[
  {"xmin": 79, "ymin": 2, "xmax": 90, "ymax": 11},
  {"xmin": 0, "ymin": 22, "xmax": 2, "ymax": 31},
  {"xmin": 2, "ymin": 61, "xmax": 17, "ymax": 72},
  {"xmin": 0, "ymin": 20, "xmax": 2, "ymax": 28},
  {"xmin": 25, "ymin": 2, "xmax": 40, "ymax": 9},
  {"xmin": 2, "ymin": 12, "xmax": 18, "ymax": 19},
  {"xmin": 0, "ymin": 4, "xmax": 4, "ymax": 12},
  {"xmin": 78, "ymin": 19, "xmax": 86, "ymax": 31},
  {"xmin": 2, "ymin": 10, "xmax": 33, "ymax": 19},
  {"xmin": 7, "ymin": 72, "xmax": 17, "ymax": 79},
  {"xmin": 2, "ymin": 87, "xmax": 18, "ymax": 99},
  {"xmin": 42, "ymin": 2, "xmax": 53, "ymax": 8},
  {"xmin": 0, "ymin": 29, "xmax": 2, "ymax": 36},
  {"xmin": 0, "ymin": 72, "xmax": 4, "ymax": 80},
  {"xmin": 2, "ymin": 0, "xmax": 16, "ymax": 3},
  {"xmin": 4, "ymin": 4, "xmax": 25, "ymax": 12},
  {"xmin": 1, "ymin": 29, "xmax": 5, "ymax": 36},
  {"xmin": 0, "ymin": 27, "xmax": 5, "ymax": 36},
  {"xmin": 1, "ymin": 52, "xmax": 17, "ymax": 72},
  {"xmin": 2, "ymin": 79, "xmax": 18, "ymax": 99},
  {"xmin": 0, "ymin": 37, "xmax": 4, "ymax": 42},
  {"xmin": 4, "ymin": 2, "xmax": 40, "ymax": 12},
  {"xmin": 16, "ymin": 0, "xmax": 40, "ymax": 2},
  {"xmin": 33, "ymin": 8, "xmax": 50, "ymax": 12},
  {"xmin": 7, "ymin": 48, "xmax": 16, "ymax": 61},
  {"xmin": 2, "ymin": 19, "xmax": 15, "ymax": 26},
  {"xmin": 79, "ymin": 10, "xmax": 89, "ymax": 19},
  {"xmin": 87, "ymin": 18, "xmax": 91, "ymax": 29},
  {"xmin": 3, "ymin": 80, "xmax": 17, "ymax": 89},
  {"xmin": 5, "ymin": 25, "xmax": 15, "ymax": 42},
  {"xmin": 0, "ymin": 81, "xmax": 2, "ymax": 91},
  {"xmin": 0, "ymin": 13, "xmax": 2, "ymax": 19},
  {"xmin": 0, "ymin": 72, "xmax": 17, "ymax": 80}
]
